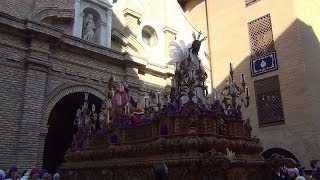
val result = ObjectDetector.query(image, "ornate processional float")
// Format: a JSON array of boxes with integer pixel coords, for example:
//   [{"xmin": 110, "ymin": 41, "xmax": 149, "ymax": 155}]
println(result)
[{"xmin": 59, "ymin": 32, "xmax": 292, "ymax": 180}]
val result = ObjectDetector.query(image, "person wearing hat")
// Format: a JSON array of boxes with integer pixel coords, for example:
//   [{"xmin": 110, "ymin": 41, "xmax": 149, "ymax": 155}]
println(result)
[
  {"xmin": 311, "ymin": 159, "xmax": 320, "ymax": 180},
  {"xmin": 53, "ymin": 173, "xmax": 59, "ymax": 180},
  {"xmin": 0, "ymin": 169, "xmax": 5, "ymax": 180},
  {"xmin": 287, "ymin": 168, "xmax": 299, "ymax": 179},
  {"xmin": 29, "ymin": 168, "xmax": 40, "ymax": 180},
  {"xmin": 4, "ymin": 166, "xmax": 18, "ymax": 180},
  {"xmin": 39, "ymin": 169, "xmax": 51, "ymax": 180}
]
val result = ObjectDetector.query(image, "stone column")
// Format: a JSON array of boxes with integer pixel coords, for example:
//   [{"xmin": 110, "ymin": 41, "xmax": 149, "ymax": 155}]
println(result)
[
  {"xmin": 163, "ymin": 27, "xmax": 177, "ymax": 61},
  {"xmin": 72, "ymin": 0, "xmax": 84, "ymax": 38},
  {"xmin": 106, "ymin": 9, "xmax": 113, "ymax": 48}
]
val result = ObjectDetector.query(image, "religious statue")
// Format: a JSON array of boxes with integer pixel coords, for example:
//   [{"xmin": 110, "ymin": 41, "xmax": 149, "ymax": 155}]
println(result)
[
  {"xmin": 243, "ymin": 118, "xmax": 252, "ymax": 137},
  {"xmin": 105, "ymin": 77, "xmax": 143, "ymax": 123},
  {"xmin": 168, "ymin": 31, "xmax": 208, "ymax": 107},
  {"xmin": 218, "ymin": 118, "xmax": 228, "ymax": 135},
  {"xmin": 82, "ymin": 14, "xmax": 96, "ymax": 42}
]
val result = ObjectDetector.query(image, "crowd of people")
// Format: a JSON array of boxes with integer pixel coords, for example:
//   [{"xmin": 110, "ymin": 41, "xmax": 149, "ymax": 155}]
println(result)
[
  {"xmin": 272, "ymin": 159, "xmax": 320, "ymax": 180},
  {"xmin": 0, "ymin": 166, "xmax": 59, "ymax": 180},
  {"xmin": 0, "ymin": 159, "xmax": 319, "ymax": 180}
]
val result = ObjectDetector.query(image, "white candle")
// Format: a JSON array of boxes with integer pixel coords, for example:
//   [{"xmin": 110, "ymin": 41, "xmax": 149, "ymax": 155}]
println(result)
[
  {"xmin": 108, "ymin": 99, "xmax": 112, "ymax": 109},
  {"xmin": 76, "ymin": 109, "xmax": 81, "ymax": 117},
  {"xmin": 124, "ymin": 105, "xmax": 128, "ymax": 114},
  {"xmin": 120, "ymin": 83, "xmax": 124, "ymax": 92},
  {"xmin": 92, "ymin": 104, "xmax": 96, "ymax": 112},
  {"xmin": 99, "ymin": 112, "xmax": 104, "ymax": 121},
  {"xmin": 214, "ymin": 91, "xmax": 220, "ymax": 101},
  {"xmin": 117, "ymin": 96, "xmax": 122, "ymax": 106}
]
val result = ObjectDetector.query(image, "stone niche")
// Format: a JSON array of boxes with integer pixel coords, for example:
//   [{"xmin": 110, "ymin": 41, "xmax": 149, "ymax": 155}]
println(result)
[{"xmin": 72, "ymin": 0, "xmax": 112, "ymax": 48}]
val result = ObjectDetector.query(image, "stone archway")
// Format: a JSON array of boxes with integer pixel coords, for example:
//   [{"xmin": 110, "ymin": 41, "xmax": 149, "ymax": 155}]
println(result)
[
  {"xmin": 42, "ymin": 92, "xmax": 103, "ymax": 173},
  {"xmin": 262, "ymin": 148, "xmax": 300, "ymax": 164},
  {"xmin": 37, "ymin": 84, "xmax": 105, "ymax": 170}
]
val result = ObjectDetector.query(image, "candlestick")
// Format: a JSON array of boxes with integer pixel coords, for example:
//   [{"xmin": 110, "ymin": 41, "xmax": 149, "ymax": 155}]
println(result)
[
  {"xmin": 108, "ymin": 99, "xmax": 112, "ymax": 109},
  {"xmin": 171, "ymin": 78, "xmax": 176, "ymax": 88},
  {"xmin": 245, "ymin": 87, "xmax": 249, "ymax": 97},
  {"xmin": 144, "ymin": 97, "xmax": 148, "ymax": 108},
  {"xmin": 216, "ymin": 91, "xmax": 220, "ymax": 101},
  {"xmin": 236, "ymin": 96, "xmax": 242, "ymax": 105},
  {"xmin": 241, "ymin": 73, "xmax": 245, "ymax": 83},
  {"xmin": 156, "ymin": 92, "xmax": 161, "ymax": 104}
]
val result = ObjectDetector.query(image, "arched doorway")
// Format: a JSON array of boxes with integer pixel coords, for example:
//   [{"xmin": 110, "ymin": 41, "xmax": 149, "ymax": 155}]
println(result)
[
  {"xmin": 262, "ymin": 148, "xmax": 300, "ymax": 164},
  {"xmin": 42, "ymin": 92, "xmax": 102, "ymax": 173}
]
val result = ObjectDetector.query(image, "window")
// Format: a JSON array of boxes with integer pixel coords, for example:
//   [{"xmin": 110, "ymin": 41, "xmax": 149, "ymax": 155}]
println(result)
[
  {"xmin": 142, "ymin": 25, "xmax": 158, "ymax": 47},
  {"xmin": 254, "ymin": 75, "xmax": 284, "ymax": 125},
  {"xmin": 245, "ymin": 0, "xmax": 261, "ymax": 7},
  {"xmin": 248, "ymin": 14, "xmax": 275, "ymax": 58}
]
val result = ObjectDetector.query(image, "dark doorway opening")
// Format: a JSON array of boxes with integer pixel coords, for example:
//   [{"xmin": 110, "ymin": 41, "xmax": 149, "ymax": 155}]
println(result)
[
  {"xmin": 262, "ymin": 148, "xmax": 300, "ymax": 164},
  {"xmin": 43, "ymin": 92, "xmax": 102, "ymax": 173}
]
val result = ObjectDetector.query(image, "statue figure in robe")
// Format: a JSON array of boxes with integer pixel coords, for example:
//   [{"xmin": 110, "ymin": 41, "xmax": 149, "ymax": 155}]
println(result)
[
  {"xmin": 82, "ymin": 14, "xmax": 96, "ymax": 42},
  {"xmin": 168, "ymin": 31, "xmax": 208, "ymax": 107}
]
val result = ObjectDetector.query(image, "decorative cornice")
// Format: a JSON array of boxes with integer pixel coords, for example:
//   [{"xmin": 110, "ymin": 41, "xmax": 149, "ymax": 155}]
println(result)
[
  {"xmin": 162, "ymin": 26, "xmax": 178, "ymax": 35},
  {"xmin": 123, "ymin": 8, "xmax": 142, "ymax": 19},
  {"xmin": 83, "ymin": 0, "xmax": 113, "ymax": 10}
]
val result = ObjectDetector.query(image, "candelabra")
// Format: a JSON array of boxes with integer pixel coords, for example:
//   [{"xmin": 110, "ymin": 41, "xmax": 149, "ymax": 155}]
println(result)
[
  {"xmin": 169, "ymin": 55, "xmax": 208, "ymax": 108},
  {"xmin": 212, "ymin": 63, "xmax": 250, "ymax": 120},
  {"xmin": 73, "ymin": 93, "xmax": 103, "ymax": 134},
  {"xmin": 143, "ymin": 90, "xmax": 162, "ymax": 117}
]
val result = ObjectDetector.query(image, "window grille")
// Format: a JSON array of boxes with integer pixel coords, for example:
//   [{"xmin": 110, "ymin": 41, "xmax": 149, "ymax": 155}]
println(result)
[
  {"xmin": 248, "ymin": 14, "xmax": 275, "ymax": 58},
  {"xmin": 254, "ymin": 75, "xmax": 284, "ymax": 125}
]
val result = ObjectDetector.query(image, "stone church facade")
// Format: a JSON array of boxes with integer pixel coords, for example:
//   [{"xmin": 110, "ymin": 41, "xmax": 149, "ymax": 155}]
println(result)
[{"xmin": 0, "ymin": 0, "xmax": 211, "ymax": 170}]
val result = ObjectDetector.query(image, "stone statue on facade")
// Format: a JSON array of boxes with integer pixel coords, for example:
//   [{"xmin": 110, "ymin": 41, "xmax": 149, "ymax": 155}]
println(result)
[{"xmin": 82, "ymin": 14, "xmax": 96, "ymax": 42}]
